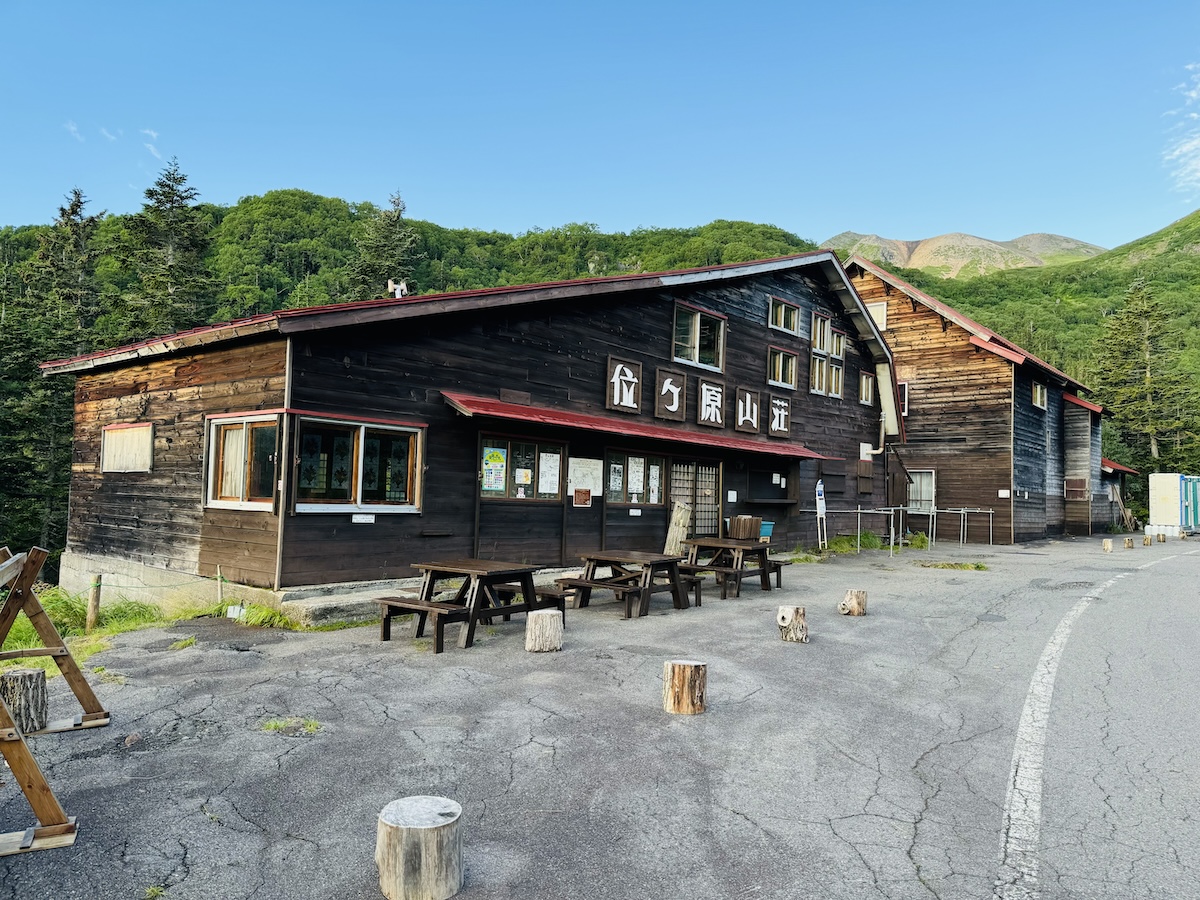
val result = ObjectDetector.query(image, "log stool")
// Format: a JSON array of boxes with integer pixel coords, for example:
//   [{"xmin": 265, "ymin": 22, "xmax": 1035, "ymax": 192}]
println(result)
[
  {"xmin": 1158, "ymin": 533, "xmax": 1166, "ymax": 543},
  {"xmin": 1103, "ymin": 539, "xmax": 1113, "ymax": 553},
  {"xmin": 663, "ymin": 660, "xmax": 706, "ymax": 715},
  {"xmin": 1143, "ymin": 534, "xmax": 1152, "ymax": 546},
  {"xmin": 1124, "ymin": 537, "xmax": 1135, "ymax": 549},
  {"xmin": 375, "ymin": 796, "xmax": 463, "ymax": 900},
  {"xmin": 0, "ymin": 669, "xmax": 48, "ymax": 734},
  {"xmin": 838, "ymin": 590, "xmax": 867, "ymax": 616},
  {"xmin": 525, "ymin": 608, "xmax": 563, "ymax": 652},
  {"xmin": 777, "ymin": 606, "xmax": 808, "ymax": 643}
]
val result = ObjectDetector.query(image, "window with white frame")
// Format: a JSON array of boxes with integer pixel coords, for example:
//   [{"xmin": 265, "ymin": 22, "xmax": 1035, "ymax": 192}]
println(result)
[
  {"xmin": 673, "ymin": 304, "xmax": 725, "ymax": 370},
  {"xmin": 898, "ymin": 382, "xmax": 909, "ymax": 416},
  {"xmin": 207, "ymin": 416, "xmax": 277, "ymax": 507},
  {"xmin": 101, "ymin": 423, "xmax": 153, "ymax": 473},
  {"xmin": 810, "ymin": 313, "xmax": 845, "ymax": 398},
  {"xmin": 867, "ymin": 301, "xmax": 888, "ymax": 330},
  {"xmin": 1032, "ymin": 382, "xmax": 1047, "ymax": 410},
  {"xmin": 768, "ymin": 346, "xmax": 798, "ymax": 389},
  {"xmin": 828, "ymin": 332, "xmax": 845, "ymax": 398},
  {"xmin": 908, "ymin": 469, "xmax": 935, "ymax": 513},
  {"xmin": 859, "ymin": 372, "xmax": 875, "ymax": 406},
  {"xmin": 769, "ymin": 296, "xmax": 800, "ymax": 334},
  {"xmin": 295, "ymin": 417, "xmax": 422, "ymax": 512}
]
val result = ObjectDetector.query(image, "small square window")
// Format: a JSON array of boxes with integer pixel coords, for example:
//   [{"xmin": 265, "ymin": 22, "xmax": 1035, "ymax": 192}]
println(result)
[
  {"xmin": 768, "ymin": 347, "xmax": 798, "ymax": 389},
  {"xmin": 1033, "ymin": 383, "xmax": 1048, "ymax": 410},
  {"xmin": 769, "ymin": 297, "xmax": 800, "ymax": 334},
  {"xmin": 867, "ymin": 301, "xmax": 888, "ymax": 330},
  {"xmin": 101, "ymin": 423, "xmax": 153, "ymax": 473},
  {"xmin": 674, "ymin": 305, "xmax": 725, "ymax": 370}
]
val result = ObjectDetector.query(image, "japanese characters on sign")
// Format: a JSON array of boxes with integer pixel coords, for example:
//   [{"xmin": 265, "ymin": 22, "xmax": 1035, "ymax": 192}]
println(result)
[
  {"xmin": 605, "ymin": 356, "xmax": 642, "ymax": 414},
  {"xmin": 654, "ymin": 368, "xmax": 687, "ymax": 421}
]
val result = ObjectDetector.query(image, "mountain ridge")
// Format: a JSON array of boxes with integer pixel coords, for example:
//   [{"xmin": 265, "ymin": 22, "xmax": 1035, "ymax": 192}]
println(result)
[{"xmin": 821, "ymin": 230, "xmax": 1106, "ymax": 278}]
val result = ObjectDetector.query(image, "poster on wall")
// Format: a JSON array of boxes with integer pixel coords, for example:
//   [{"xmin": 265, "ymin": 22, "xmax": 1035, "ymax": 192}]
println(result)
[
  {"xmin": 482, "ymin": 447, "xmax": 507, "ymax": 492},
  {"xmin": 567, "ymin": 457, "xmax": 604, "ymax": 494},
  {"xmin": 538, "ymin": 451, "xmax": 561, "ymax": 495}
]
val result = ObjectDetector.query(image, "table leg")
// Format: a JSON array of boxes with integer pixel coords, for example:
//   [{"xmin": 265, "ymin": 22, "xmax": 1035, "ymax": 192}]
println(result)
[
  {"xmin": 756, "ymin": 549, "xmax": 771, "ymax": 591},
  {"xmin": 665, "ymin": 561, "xmax": 688, "ymax": 610},
  {"xmin": 412, "ymin": 571, "xmax": 436, "ymax": 638},
  {"xmin": 458, "ymin": 577, "xmax": 484, "ymax": 649}
]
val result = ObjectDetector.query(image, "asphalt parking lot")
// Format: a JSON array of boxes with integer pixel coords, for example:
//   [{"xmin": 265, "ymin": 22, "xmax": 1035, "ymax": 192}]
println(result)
[{"xmin": 2, "ymin": 535, "xmax": 1198, "ymax": 900}]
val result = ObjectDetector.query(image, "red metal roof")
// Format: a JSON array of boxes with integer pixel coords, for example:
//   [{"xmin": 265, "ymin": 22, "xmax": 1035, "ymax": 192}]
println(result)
[
  {"xmin": 1101, "ymin": 457, "xmax": 1139, "ymax": 475},
  {"xmin": 441, "ymin": 391, "xmax": 829, "ymax": 460},
  {"xmin": 1063, "ymin": 393, "xmax": 1104, "ymax": 414}
]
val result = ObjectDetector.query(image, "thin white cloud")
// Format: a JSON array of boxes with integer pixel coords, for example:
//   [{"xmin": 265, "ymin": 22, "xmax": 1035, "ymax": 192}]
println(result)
[
  {"xmin": 100, "ymin": 128, "xmax": 117, "ymax": 142},
  {"xmin": 1165, "ymin": 63, "xmax": 1200, "ymax": 194},
  {"xmin": 65, "ymin": 120, "xmax": 83, "ymax": 142},
  {"xmin": 144, "ymin": 143, "xmax": 162, "ymax": 160},
  {"xmin": 141, "ymin": 128, "xmax": 159, "ymax": 140}
]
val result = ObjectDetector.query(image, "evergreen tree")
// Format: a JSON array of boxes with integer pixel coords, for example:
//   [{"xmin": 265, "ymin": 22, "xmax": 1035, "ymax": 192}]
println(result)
[
  {"xmin": 120, "ymin": 158, "xmax": 213, "ymax": 339},
  {"xmin": 1090, "ymin": 279, "xmax": 1200, "ymax": 484},
  {"xmin": 348, "ymin": 193, "xmax": 418, "ymax": 300}
]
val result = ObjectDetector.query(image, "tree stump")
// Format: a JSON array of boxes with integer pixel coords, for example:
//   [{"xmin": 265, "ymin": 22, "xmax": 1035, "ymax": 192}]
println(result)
[
  {"xmin": 524, "ymin": 609, "xmax": 563, "ymax": 652},
  {"xmin": 1158, "ymin": 533, "xmax": 1166, "ymax": 543},
  {"xmin": 838, "ymin": 590, "xmax": 867, "ymax": 616},
  {"xmin": 663, "ymin": 660, "xmax": 706, "ymax": 715},
  {"xmin": 1103, "ymin": 539, "xmax": 1113, "ymax": 553},
  {"xmin": 1124, "ymin": 537, "xmax": 1135, "ymax": 549},
  {"xmin": 1143, "ymin": 534, "xmax": 1152, "ymax": 546},
  {"xmin": 777, "ymin": 606, "xmax": 808, "ymax": 643},
  {"xmin": 375, "ymin": 796, "xmax": 463, "ymax": 900},
  {"xmin": 0, "ymin": 669, "xmax": 48, "ymax": 735}
]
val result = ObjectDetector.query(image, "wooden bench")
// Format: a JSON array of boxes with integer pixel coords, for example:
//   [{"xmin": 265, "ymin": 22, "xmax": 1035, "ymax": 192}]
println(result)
[
  {"xmin": 678, "ymin": 563, "xmax": 744, "ymax": 599},
  {"xmin": 765, "ymin": 558, "xmax": 791, "ymax": 588},
  {"xmin": 554, "ymin": 577, "xmax": 642, "ymax": 618},
  {"xmin": 376, "ymin": 587, "xmax": 566, "ymax": 654}
]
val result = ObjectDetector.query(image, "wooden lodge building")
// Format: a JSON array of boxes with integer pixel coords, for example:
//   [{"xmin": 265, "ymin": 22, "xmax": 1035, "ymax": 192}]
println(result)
[
  {"xmin": 42, "ymin": 252, "xmax": 902, "ymax": 596},
  {"xmin": 844, "ymin": 255, "xmax": 1110, "ymax": 543}
]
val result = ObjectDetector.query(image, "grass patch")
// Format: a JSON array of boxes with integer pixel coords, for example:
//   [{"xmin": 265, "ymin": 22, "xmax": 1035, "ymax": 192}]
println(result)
[
  {"xmin": 908, "ymin": 532, "xmax": 930, "ymax": 550},
  {"xmin": 262, "ymin": 716, "xmax": 321, "ymax": 736},
  {"xmin": 168, "ymin": 636, "xmax": 196, "ymax": 650},
  {"xmin": 917, "ymin": 561, "xmax": 988, "ymax": 570}
]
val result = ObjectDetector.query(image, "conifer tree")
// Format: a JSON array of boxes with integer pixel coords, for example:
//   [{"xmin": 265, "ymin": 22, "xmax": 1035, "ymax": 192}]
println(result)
[{"xmin": 348, "ymin": 193, "xmax": 418, "ymax": 300}]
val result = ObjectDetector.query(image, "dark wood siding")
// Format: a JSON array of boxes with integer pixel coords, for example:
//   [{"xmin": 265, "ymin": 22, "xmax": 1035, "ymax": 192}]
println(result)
[
  {"xmin": 279, "ymin": 271, "xmax": 885, "ymax": 584},
  {"xmin": 69, "ymin": 341, "xmax": 287, "ymax": 586},
  {"xmin": 851, "ymin": 269, "xmax": 1015, "ymax": 543}
]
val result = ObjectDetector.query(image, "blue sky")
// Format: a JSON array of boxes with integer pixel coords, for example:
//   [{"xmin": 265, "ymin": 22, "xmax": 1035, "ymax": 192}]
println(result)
[{"xmin": 4, "ymin": 1, "xmax": 1199, "ymax": 250}]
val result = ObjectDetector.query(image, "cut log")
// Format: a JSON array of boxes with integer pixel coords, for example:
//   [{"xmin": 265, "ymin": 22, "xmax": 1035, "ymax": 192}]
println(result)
[
  {"xmin": 375, "ymin": 795, "xmax": 463, "ymax": 900},
  {"xmin": 1124, "ymin": 537, "xmax": 1135, "ymax": 549},
  {"xmin": 0, "ymin": 669, "xmax": 48, "ymax": 734},
  {"xmin": 1103, "ymin": 539, "xmax": 1113, "ymax": 553},
  {"xmin": 663, "ymin": 660, "xmax": 706, "ymax": 715},
  {"xmin": 1158, "ymin": 533, "xmax": 1166, "ymax": 543},
  {"xmin": 1143, "ymin": 534, "xmax": 1152, "ymax": 547},
  {"xmin": 777, "ymin": 606, "xmax": 809, "ymax": 643},
  {"xmin": 524, "ymin": 609, "xmax": 563, "ymax": 652},
  {"xmin": 838, "ymin": 590, "xmax": 867, "ymax": 616}
]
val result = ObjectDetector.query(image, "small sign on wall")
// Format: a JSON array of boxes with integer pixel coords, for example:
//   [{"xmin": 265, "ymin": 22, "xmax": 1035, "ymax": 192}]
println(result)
[
  {"xmin": 352, "ymin": 513, "xmax": 376, "ymax": 524},
  {"xmin": 573, "ymin": 488, "xmax": 593, "ymax": 508}
]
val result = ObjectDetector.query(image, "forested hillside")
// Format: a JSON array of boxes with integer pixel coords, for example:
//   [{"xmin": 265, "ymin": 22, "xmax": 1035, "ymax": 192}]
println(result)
[{"xmin": 2, "ymin": 161, "xmax": 1196, "ymax": 576}]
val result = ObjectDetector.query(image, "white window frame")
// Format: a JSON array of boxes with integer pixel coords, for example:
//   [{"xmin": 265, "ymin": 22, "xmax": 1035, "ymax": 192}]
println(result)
[
  {"xmin": 294, "ymin": 416, "xmax": 423, "ymax": 514},
  {"xmin": 898, "ymin": 382, "xmax": 909, "ymax": 416},
  {"xmin": 101, "ymin": 423, "xmax": 153, "ymax": 473},
  {"xmin": 205, "ymin": 414, "xmax": 278, "ymax": 510},
  {"xmin": 867, "ymin": 301, "xmax": 888, "ymax": 330},
  {"xmin": 810, "ymin": 313, "xmax": 843, "ymax": 398},
  {"xmin": 859, "ymin": 372, "xmax": 876, "ymax": 406},
  {"xmin": 769, "ymin": 296, "xmax": 800, "ymax": 334},
  {"xmin": 908, "ymin": 469, "xmax": 935, "ymax": 514},
  {"xmin": 1032, "ymin": 382, "xmax": 1047, "ymax": 410},
  {"xmin": 673, "ymin": 304, "xmax": 725, "ymax": 372},
  {"xmin": 767, "ymin": 346, "xmax": 798, "ymax": 389}
]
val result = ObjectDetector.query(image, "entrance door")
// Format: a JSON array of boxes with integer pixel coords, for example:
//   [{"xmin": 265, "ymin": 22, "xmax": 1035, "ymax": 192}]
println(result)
[{"xmin": 671, "ymin": 461, "xmax": 720, "ymax": 537}]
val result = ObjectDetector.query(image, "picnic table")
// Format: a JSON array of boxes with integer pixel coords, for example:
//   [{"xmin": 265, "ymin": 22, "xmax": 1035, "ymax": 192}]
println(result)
[
  {"xmin": 557, "ymin": 550, "xmax": 689, "ymax": 618},
  {"xmin": 375, "ymin": 558, "xmax": 563, "ymax": 653},
  {"xmin": 680, "ymin": 537, "xmax": 781, "ymax": 598}
]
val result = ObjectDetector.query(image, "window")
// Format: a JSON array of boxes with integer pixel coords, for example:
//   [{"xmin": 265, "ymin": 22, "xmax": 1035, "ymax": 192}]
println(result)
[
  {"xmin": 909, "ymin": 470, "xmax": 935, "ymax": 513},
  {"xmin": 809, "ymin": 314, "xmax": 843, "ymax": 398},
  {"xmin": 673, "ymin": 305, "xmax": 725, "ymax": 370},
  {"xmin": 295, "ymin": 417, "xmax": 421, "ymax": 512},
  {"xmin": 480, "ymin": 438, "xmax": 563, "ymax": 501},
  {"xmin": 207, "ymin": 416, "xmax": 277, "ymax": 507},
  {"xmin": 859, "ymin": 372, "xmax": 876, "ymax": 406},
  {"xmin": 898, "ymin": 382, "xmax": 909, "ymax": 416},
  {"xmin": 769, "ymin": 296, "xmax": 800, "ymax": 334},
  {"xmin": 101, "ymin": 423, "xmax": 153, "ymax": 473},
  {"xmin": 605, "ymin": 452, "xmax": 665, "ymax": 504},
  {"xmin": 867, "ymin": 301, "xmax": 888, "ymax": 330},
  {"xmin": 767, "ymin": 347, "xmax": 798, "ymax": 389},
  {"xmin": 1033, "ymin": 382, "xmax": 1048, "ymax": 410}
]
